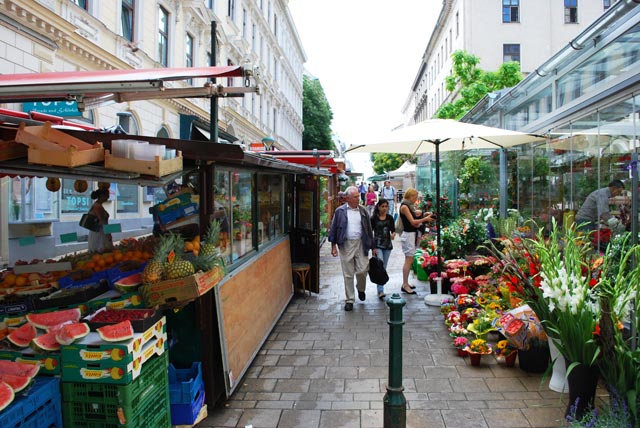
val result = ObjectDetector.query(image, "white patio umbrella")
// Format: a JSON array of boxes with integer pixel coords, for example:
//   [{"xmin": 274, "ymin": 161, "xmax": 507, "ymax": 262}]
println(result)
[{"xmin": 347, "ymin": 119, "xmax": 543, "ymax": 305}]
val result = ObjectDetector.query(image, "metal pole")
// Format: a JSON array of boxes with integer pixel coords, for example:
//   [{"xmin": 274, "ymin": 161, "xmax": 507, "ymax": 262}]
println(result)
[
  {"xmin": 499, "ymin": 148, "xmax": 507, "ymax": 219},
  {"xmin": 435, "ymin": 142, "xmax": 442, "ymax": 277},
  {"xmin": 384, "ymin": 293, "xmax": 406, "ymax": 428},
  {"xmin": 210, "ymin": 21, "xmax": 218, "ymax": 144}
]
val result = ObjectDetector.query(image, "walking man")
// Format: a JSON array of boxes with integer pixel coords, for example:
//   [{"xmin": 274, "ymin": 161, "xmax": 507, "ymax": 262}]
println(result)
[
  {"xmin": 329, "ymin": 186, "xmax": 376, "ymax": 311},
  {"xmin": 358, "ymin": 181, "xmax": 367, "ymax": 204},
  {"xmin": 380, "ymin": 180, "xmax": 397, "ymax": 215}
]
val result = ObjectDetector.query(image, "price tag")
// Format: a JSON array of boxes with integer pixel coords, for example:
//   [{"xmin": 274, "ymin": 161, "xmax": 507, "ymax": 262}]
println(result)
[
  {"xmin": 103, "ymin": 223, "xmax": 122, "ymax": 234},
  {"xmin": 60, "ymin": 232, "xmax": 78, "ymax": 243},
  {"xmin": 18, "ymin": 236, "xmax": 36, "ymax": 246}
]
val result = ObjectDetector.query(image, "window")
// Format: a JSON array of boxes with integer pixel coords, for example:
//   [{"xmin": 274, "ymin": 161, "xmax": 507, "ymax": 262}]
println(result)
[
  {"xmin": 228, "ymin": 0, "xmax": 235, "ymax": 20},
  {"xmin": 156, "ymin": 126, "xmax": 170, "ymax": 138},
  {"xmin": 214, "ymin": 169, "xmax": 253, "ymax": 263},
  {"xmin": 242, "ymin": 9, "xmax": 247, "ymax": 39},
  {"xmin": 122, "ymin": 0, "xmax": 134, "ymax": 41},
  {"xmin": 502, "ymin": 0, "xmax": 519, "ymax": 23},
  {"xmin": 455, "ymin": 11, "xmax": 459, "ymax": 37},
  {"xmin": 503, "ymin": 43, "xmax": 521, "ymax": 63},
  {"xmin": 117, "ymin": 112, "xmax": 139, "ymax": 134},
  {"xmin": 72, "ymin": 0, "xmax": 89, "ymax": 10},
  {"xmin": 565, "ymin": 0, "xmax": 578, "ymax": 23},
  {"xmin": 603, "ymin": 0, "xmax": 611, "ymax": 10},
  {"xmin": 207, "ymin": 0, "xmax": 214, "ymax": 9},
  {"xmin": 158, "ymin": 6, "xmax": 169, "ymax": 66},
  {"xmin": 115, "ymin": 183, "xmax": 138, "ymax": 214},
  {"xmin": 186, "ymin": 33, "xmax": 194, "ymax": 84},
  {"xmin": 61, "ymin": 179, "xmax": 92, "ymax": 214},
  {"xmin": 257, "ymin": 174, "xmax": 283, "ymax": 245},
  {"xmin": 273, "ymin": 14, "xmax": 278, "ymax": 39},
  {"xmin": 226, "ymin": 59, "xmax": 234, "ymax": 87}
]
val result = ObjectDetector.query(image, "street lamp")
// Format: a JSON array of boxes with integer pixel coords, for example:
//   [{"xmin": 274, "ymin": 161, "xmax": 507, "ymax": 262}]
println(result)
[{"xmin": 262, "ymin": 136, "xmax": 275, "ymax": 151}]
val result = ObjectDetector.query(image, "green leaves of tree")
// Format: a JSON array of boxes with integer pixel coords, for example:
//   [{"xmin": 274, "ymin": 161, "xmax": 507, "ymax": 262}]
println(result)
[
  {"xmin": 371, "ymin": 153, "xmax": 412, "ymax": 175},
  {"xmin": 302, "ymin": 75, "xmax": 335, "ymax": 150}
]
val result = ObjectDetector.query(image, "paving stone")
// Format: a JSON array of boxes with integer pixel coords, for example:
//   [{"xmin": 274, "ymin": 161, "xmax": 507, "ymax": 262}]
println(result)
[
  {"xmin": 331, "ymin": 400, "xmax": 370, "ymax": 410},
  {"xmin": 441, "ymin": 408, "xmax": 489, "ymax": 427},
  {"xmin": 318, "ymin": 410, "xmax": 360, "ymax": 428},
  {"xmin": 293, "ymin": 400, "xmax": 332, "ymax": 410},
  {"xmin": 236, "ymin": 408, "xmax": 282, "ymax": 427},
  {"xmin": 284, "ymin": 340, "xmax": 315, "ymax": 350},
  {"xmin": 521, "ymin": 407, "xmax": 567, "ymax": 428},
  {"xmin": 274, "ymin": 379, "xmax": 310, "ymax": 393},
  {"xmin": 278, "ymin": 409, "xmax": 321, "ymax": 428},
  {"xmin": 406, "ymin": 409, "xmax": 446, "ymax": 428},
  {"xmin": 414, "ymin": 378, "xmax": 453, "ymax": 393},
  {"xmin": 198, "ymin": 408, "xmax": 243, "ymax": 427},
  {"xmin": 292, "ymin": 366, "xmax": 326, "ymax": 379},
  {"xmin": 259, "ymin": 366, "xmax": 295, "ymax": 379},
  {"xmin": 276, "ymin": 355, "xmax": 310, "ymax": 366},
  {"xmin": 309, "ymin": 379, "xmax": 345, "ymax": 393},
  {"xmin": 344, "ymin": 378, "xmax": 382, "ymax": 393},
  {"xmin": 482, "ymin": 408, "xmax": 531, "ymax": 427},
  {"xmin": 255, "ymin": 400, "xmax": 295, "ymax": 409},
  {"xmin": 239, "ymin": 378, "xmax": 277, "ymax": 392},
  {"xmin": 361, "ymin": 409, "xmax": 384, "ymax": 427},
  {"xmin": 485, "ymin": 377, "xmax": 528, "ymax": 392},
  {"xmin": 450, "ymin": 377, "xmax": 490, "ymax": 393},
  {"xmin": 325, "ymin": 366, "xmax": 358, "ymax": 378}
]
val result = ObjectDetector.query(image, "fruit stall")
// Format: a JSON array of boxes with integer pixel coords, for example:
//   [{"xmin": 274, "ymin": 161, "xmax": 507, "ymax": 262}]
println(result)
[{"xmin": 0, "ymin": 117, "xmax": 331, "ymax": 427}]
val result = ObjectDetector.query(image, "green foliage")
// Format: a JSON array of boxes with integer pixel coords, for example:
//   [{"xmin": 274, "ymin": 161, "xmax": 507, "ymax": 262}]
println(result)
[
  {"xmin": 302, "ymin": 75, "xmax": 335, "ymax": 150},
  {"xmin": 371, "ymin": 153, "xmax": 412, "ymax": 175},
  {"xmin": 436, "ymin": 50, "xmax": 523, "ymax": 120},
  {"xmin": 459, "ymin": 157, "xmax": 495, "ymax": 194}
]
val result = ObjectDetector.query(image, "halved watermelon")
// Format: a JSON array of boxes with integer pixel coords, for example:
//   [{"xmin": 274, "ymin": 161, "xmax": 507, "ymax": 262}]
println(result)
[
  {"xmin": 26, "ymin": 308, "xmax": 81, "ymax": 330},
  {"xmin": 97, "ymin": 320, "xmax": 134, "ymax": 342},
  {"xmin": 55, "ymin": 323, "xmax": 90, "ymax": 346},
  {"xmin": 0, "ymin": 360, "xmax": 39, "ymax": 378},
  {"xmin": 0, "ymin": 373, "xmax": 31, "ymax": 393},
  {"xmin": 7, "ymin": 323, "xmax": 37, "ymax": 348},
  {"xmin": 31, "ymin": 332, "xmax": 61, "ymax": 352},
  {"xmin": 114, "ymin": 272, "xmax": 142, "ymax": 294},
  {"xmin": 0, "ymin": 381, "xmax": 14, "ymax": 412}
]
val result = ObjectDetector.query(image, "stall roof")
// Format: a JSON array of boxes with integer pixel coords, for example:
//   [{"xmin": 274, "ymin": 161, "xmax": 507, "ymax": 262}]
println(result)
[
  {"xmin": 252, "ymin": 150, "xmax": 339, "ymax": 174},
  {"xmin": 0, "ymin": 66, "xmax": 255, "ymax": 110}
]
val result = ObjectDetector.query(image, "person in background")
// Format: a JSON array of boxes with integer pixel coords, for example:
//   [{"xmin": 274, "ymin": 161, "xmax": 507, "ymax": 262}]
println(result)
[
  {"xmin": 365, "ymin": 185, "xmax": 377, "ymax": 217},
  {"xmin": 358, "ymin": 181, "xmax": 367, "ymax": 204},
  {"xmin": 88, "ymin": 188, "xmax": 114, "ymax": 253},
  {"xmin": 329, "ymin": 186, "xmax": 376, "ymax": 311},
  {"xmin": 371, "ymin": 198, "xmax": 395, "ymax": 299},
  {"xmin": 575, "ymin": 179, "xmax": 625, "ymax": 231},
  {"xmin": 398, "ymin": 188, "xmax": 435, "ymax": 295},
  {"xmin": 380, "ymin": 180, "xmax": 397, "ymax": 215},
  {"xmin": 10, "ymin": 177, "xmax": 31, "ymax": 221}
]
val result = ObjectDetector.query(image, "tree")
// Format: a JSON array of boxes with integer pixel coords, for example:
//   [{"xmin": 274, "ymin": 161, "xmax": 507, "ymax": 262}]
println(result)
[
  {"xmin": 302, "ymin": 75, "xmax": 334, "ymax": 150},
  {"xmin": 371, "ymin": 153, "xmax": 412, "ymax": 175},
  {"xmin": 436, "ymin": 50, "xmax": 523, "ymax": 120}
]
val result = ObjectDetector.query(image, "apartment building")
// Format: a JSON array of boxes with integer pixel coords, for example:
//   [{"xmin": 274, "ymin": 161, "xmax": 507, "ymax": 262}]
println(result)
[{"xmin": 404, "ymin": 0, "xmax": 615, "ymax": 124}]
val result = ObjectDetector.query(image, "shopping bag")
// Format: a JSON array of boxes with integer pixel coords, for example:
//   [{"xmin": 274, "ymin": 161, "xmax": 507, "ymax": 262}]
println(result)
[
  {"xmin": 368, "ymin": 257, "xmax": 389, "ymax": 285},
  {"xmin": 79, "ymin": 213, "xmax": 101, "ymax": 232},
  {"xmin": 394, "ymin": 214, "xmax": 404, "ymax": 234}
]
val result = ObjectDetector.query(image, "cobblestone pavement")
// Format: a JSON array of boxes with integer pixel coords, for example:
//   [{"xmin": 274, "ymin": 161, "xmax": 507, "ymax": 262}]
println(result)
[{"xmin": 198, "ymin": 239, "xmax": 583, "ymax": 428}]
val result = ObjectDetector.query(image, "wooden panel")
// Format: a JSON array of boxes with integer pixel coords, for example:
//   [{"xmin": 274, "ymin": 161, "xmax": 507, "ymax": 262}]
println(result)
[{"xmin": 219, "ymin": 239, "xmax": 292, "ymax": 388}]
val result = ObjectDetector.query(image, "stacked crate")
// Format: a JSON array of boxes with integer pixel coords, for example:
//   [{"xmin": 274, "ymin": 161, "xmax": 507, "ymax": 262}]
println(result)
[
  {"xmin": 0, "ymin": 377, "xmax": 62, "ymax": 428},
  {"xmin": 168, "ymin": 362, "xmax": 206, "ymax": 425}
]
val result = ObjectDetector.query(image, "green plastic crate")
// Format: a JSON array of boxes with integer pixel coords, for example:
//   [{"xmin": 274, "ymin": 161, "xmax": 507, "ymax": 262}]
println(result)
[{"xmin": 62, "ymin": 353, "xmax": 169, "ymax": 427}]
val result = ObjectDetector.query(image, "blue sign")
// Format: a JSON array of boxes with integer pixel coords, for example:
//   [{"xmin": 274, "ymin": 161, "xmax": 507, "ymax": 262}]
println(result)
[{"xmin": 23, "ymin": 101, "xmax": 81, "ymax": 117}]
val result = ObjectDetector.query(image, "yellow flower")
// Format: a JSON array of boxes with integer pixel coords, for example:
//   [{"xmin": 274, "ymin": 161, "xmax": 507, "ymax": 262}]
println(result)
[{"xmin": 497, "ymin": 340, "xmax": 508, "ymax": 350}]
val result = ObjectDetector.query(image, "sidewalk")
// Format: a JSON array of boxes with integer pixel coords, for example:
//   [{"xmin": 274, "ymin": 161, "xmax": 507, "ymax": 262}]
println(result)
[{"xmin": 198, "ymin": 239, "xmax": 570, "ymax": 428}]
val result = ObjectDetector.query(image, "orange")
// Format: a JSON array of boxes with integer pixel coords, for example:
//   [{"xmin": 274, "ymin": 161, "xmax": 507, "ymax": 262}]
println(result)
[
  {"xmin": 142, "ymin": 252, "xmax": 151, "ymax": 260},
  {"xmin": 3, "ymin": 273, "xmax": 16, "ymax": 286},
  {"xmin": 113, "ymin": 251, "xmax": 123, "ymax": 262},
  {"xmin": 85, "ymin": 261, "xmax": 96, "ymax": 270},
  {"xmin": 104, "ymin": 255, "xmax": 114, "ymax": 265},
  {"xmin": 15, "ymin": 276, "xmax": 27, "ymax": 287},
  {"xmin": 92, "ymin": 254, "xmax": 102, "ymax": 263},
  {"xmin": 132, "ymin": 250, "xmax": 142, "ymax": 260},
  {"xmin": 184, "ymin": 242, "xmax": 194, "ymax": 252},
  {"xmin": 97, "ymin": 259, "xmax": 106, "ymax": 268}
]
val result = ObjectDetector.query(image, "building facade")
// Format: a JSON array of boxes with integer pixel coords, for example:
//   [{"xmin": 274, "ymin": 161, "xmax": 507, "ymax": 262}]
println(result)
[{"xmin": 404, "ymin": 0, "xmax": 615, "ymax": 125}]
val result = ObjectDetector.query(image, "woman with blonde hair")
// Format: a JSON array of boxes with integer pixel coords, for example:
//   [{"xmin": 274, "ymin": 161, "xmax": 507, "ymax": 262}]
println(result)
[{"xmin": 398, "ymin": 188, "xmax": 435, "ymax": 294}]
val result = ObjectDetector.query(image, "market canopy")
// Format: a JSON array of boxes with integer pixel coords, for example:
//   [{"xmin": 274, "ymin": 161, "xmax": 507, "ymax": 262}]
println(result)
[{"xmin": 0, "ymin": 66, "xmax": 257, "ymax": 110}]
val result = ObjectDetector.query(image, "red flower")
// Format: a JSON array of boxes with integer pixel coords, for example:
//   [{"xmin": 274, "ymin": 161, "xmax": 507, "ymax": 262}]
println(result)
[{"xmin": 593, "ymin": 324, "xmax": 601, "ymax": 336}]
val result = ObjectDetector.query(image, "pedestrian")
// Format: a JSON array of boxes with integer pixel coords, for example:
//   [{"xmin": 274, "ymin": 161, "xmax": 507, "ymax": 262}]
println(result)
[
  {"xmin": 379, "ymin": 180, "xmax": 397, "ymax": 215},
  {"xmin": 371, "ymin": 198, "xmax": 395, "ymax": 299},
  {"xmin": 365, "ymin": 185, "xmax": 377, "ymax": 217},
  {"xmin": 372, "ymin": 181, "xmax": 379, "ymax": 192},
  {"xmin": 575, "ymin": 179, "xmax": 625, "ymax": 231},
  {"xmin": 358, "ymin": 181, "xmax": 367, "ymax": 204},
  {"xmin": 87, "ymin": 188, "xmax": 114, "ymax": 253},
  {"xmin": 398, "ymin": 188, "xmax": 435, "ymax": 295},
  {"xmin": 328, "ymin": 186, "xmax": 376, "ymax": 311}
]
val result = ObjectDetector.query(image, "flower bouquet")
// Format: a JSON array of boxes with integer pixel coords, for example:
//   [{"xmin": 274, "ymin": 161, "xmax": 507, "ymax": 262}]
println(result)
[
  {"xmin": 464, "ymin": 338, "xmax": 492, "ymax": 366},
  {"xmin": 495, "ymin": 339, "xmax": 518, "ymax": 367},
  {"xmin": 453, "ymin": 336, "xmax": 470, "ymax": 357},
  {"xmin": 466, "ymin": 310, "xmax": 498, "ymax": 340}
]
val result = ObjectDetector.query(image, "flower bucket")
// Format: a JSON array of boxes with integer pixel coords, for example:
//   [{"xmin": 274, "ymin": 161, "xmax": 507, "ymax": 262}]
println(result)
[
  {"xmin": 468, "ymin": 352, "xmax": 482, "ymax": 366},
  {"xmin": 504, "ymin": 351, "xmax": 517, "ymax": 367},
  {"xmin": 518, "ymin": 347, "xmax": 550, "ymax": 373},
  {"xmin": 456, "ymin": 348, "xmax": 468, "ymax": 357},
  {"xmin": 565, "ymin": 361, "xmax": 599, "ymax": 420}
]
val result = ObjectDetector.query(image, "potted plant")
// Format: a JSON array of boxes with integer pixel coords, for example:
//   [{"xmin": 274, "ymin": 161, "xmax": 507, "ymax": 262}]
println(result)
[
  {"xmin": 453, "ymin": 336, "xmax": 470, "ymax": 357},
  {"xmin": 464, "ymin": 338, "xmax": 492, "ymax": 366},
  {"xmin": 495, "ymin": 339, "xmax": 518, "ymax": 367}
]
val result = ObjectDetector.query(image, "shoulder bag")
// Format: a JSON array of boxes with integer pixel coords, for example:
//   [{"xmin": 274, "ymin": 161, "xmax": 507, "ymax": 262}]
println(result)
[{"xmin": 79, "ymin": 212, "xmax": 101, "ymax": 232}]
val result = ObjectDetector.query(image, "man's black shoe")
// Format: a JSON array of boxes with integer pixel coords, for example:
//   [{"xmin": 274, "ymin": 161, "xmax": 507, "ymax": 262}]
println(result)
[
  {"xmin": 344, "ymin": 302, "xmax": 353, "ymax": 311},
  {"xmin": 358, "ymin": 291, "xmax": 366, "ymax": 301}
]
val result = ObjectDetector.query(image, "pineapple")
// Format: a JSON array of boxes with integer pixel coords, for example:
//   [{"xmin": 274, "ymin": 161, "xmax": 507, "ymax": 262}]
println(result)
[
  {"xmin": 200, "ymin": 218, "xmax": 221, "ymax": 258},
  {"xmin": 142, "ymin": 235, "xmax": 173, "ymax": 285},
  {"xmin": 164, "ymin": 233, "xmax": 195, "ymax": 280}
]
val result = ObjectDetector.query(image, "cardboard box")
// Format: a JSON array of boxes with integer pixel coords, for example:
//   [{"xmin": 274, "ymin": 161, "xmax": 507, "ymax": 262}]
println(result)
[
  {"xmin": 141, "ymin": 266, "xmax": 224, "ymax": 308},
  {"xmin": 0, "ymin": 350, "xmax": 61, "ymax": 375}
]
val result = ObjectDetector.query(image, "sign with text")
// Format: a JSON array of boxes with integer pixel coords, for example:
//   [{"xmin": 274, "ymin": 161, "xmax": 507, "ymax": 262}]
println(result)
[
  {"xmin": 103, "ymin": 223, "xmax": 122, "ymax": 234},
  {"xmin": 23, "ymin": 101, "xmax": 81, "ymax": 117}
]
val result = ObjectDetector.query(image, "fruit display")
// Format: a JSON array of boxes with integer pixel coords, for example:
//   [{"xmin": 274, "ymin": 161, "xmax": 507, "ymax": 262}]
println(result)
[
  {"xmin": 25, "ymin": 308, "xmax": 81, "ymax": 330},
  {"xmin": 0, "ymin": 360, "xmax": 40, "ymax": 378},
  {"xmin": 0, "ymin": 381, "xmax": 14, "ymax": 411},
  {"xmin": 55, "ymin": 323, "xmax": 90, "ymax": 346},
  {"xmin": 0, "ymin": 373, "xmax": 31, "ymax": 393},
  {"xmin": 7, "ymin": 324, "xmax": 36, "ymax": 348},
  {"xmin": 89, "ymin": 308, "xmax": 155, "ymax": 324},
  {"xmin": 96, "ymin": 320, "xmax": 134, "ymax": 342}
]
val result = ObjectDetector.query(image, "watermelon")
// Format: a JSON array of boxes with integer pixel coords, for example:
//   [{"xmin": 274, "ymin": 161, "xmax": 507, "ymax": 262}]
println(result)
[
  {"xmin": 0, "ymin": 374, "xmax": 31, "ymax": 393},
  {"xmin": 97, "ymin": 320, "xmax": 134, "ymax": 342},
  {"xmin": 7, "ymin": 323, "xmax": 37, "ymax": 348},
  {"xmin": 55, "ymin": 323, "xmax": 90, "ymax": 346},
  {"xmin": 113, "ymin": 272, "xmax": 142, "ymax": 294},
  {"xmin": 26, "ymin": 308, "xmax": 81, "ymax": 330},
  {"xmin": 0, "ymin": 381, "xmax": 14, "ymax": 412},
  {"xmin": 0, "ymin": 360, "xmax": 39, "ymax": 378},
  {"xmin": 31, "ymin": 331, "xmax": 61, "ymax": 352}
]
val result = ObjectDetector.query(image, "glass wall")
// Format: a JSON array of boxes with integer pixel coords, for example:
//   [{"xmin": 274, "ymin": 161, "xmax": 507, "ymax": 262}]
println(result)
[{"xmin": 9, "ymin": 177, "xmax": 59, "ymax": 223}]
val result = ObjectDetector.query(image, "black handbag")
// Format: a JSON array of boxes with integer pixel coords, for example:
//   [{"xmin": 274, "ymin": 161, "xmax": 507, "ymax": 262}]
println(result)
[
  {"xmin": 79, "ymin": 213, "xmax": 101, "ymax": 232},
  {"xmin": 368, "ymin": 256, "xmax": 389, "ymax": 285}
]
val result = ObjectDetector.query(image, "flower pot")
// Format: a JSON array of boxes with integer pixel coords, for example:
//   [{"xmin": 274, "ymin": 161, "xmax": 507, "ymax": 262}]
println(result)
[
  {"xmin": 518, "ymin": 347, "xmax": 550, "ymax": 373},
  {"xmin": 456, "ymin": 348, "xmax": 468, "ymax": 357},
  {"xmin": 469, "ymin": 352, "xmax": 482, "ymax": 366},
  {"xmin": 504, "ymin": 351, "xmax": 517, "ymax": 367},
  {"xmin": 565, "ymin": 361, "xmax": 599, "ymax": 421},
  {"xmin": 548, "ymin": 339, "xmax": 568, "ymax": 393}
]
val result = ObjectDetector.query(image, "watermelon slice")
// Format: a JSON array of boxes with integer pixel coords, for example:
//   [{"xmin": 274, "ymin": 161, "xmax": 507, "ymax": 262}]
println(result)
[
  {"xmin": 97, "ymin": 320, "xmax": 134, "ymax": 342},
  {"xmin": 7, "ymin": 323, "xmax": 37, "ymax": 348},
  {"xmin": 31, "ymin": 331, "xmax": 61, "ymax": 352},
  {"xmin": 0, "ymin": 381, "xmax": 14, "ymax": 412},
  {"xmin": 26, "ymin": 308, "xmax": 81, "ymax": 330},
  {"xmin": 0, "ymin": 374, "xmax": 31, "ymax": 393},
  {"xmin": 113, "ymin": 272, "xmax": 142, "ymax": 294},
  {"xmin": 0, "ymin": 360, "xmax": 39, "ymax": 378},
  {"xmin": 55, "ymin": 323, "xmax": 90, "ymax": 346}
]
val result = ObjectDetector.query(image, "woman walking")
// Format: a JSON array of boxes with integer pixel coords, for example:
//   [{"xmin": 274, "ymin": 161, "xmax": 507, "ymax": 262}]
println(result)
[
  {"xmin": 371, "ymin": 199, "xmax": 395, "ymax": 299},
  {"xmin": 365, "ymin": 185, "xmax": 377, "ymax": 217},
  {"xmin": 398, "ymin": 188, "xmax": 434, "ymax": 295},
  {"xmin": 88, "ymin": 188, "xmax": 114, "ymax": 253}
]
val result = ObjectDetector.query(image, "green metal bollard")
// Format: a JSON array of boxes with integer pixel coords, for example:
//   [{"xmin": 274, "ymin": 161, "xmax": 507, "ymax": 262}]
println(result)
[{"xmin": 384, "ymin": 293, "xmax": 406, "ymax": 428}]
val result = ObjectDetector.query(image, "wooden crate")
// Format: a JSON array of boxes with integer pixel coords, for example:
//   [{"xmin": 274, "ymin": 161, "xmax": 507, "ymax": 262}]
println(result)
[
  {"xmin": 0, "ymin": 140, "xmax": 27, "ymax": 161},
  {"xmin": 104, "ymin": 149, "xmax": 183, "ymax": 177},
  {"xmin": 15, "ymin": 122, "xmax": 104, "ymax": 167}
]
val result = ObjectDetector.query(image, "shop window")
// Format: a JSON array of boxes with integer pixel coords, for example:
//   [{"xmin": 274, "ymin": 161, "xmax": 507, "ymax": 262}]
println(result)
[
  {"xmin": 257, "ymin": 174, "xmax": 283, "ymax": 246},
  {"xmin": 502, "ymin": 0, "xmax": 519, "ymax": 23},
  {"xmin": 115, "ymin": 183, "xmax": 138, "ymax": 214},
  {"xmin": 564, "ymin": 0, "xmax": 578, "ymax": 23},
  {"xmin": 186, "ymin": 33, "xmax": 194, "ymax": 85},
  {"xmin": 503, "ymin": 44, "xmax": 520, "ymax": 63},
  {"xmin": 231, "ymin": 171, "xmax": 253, "ymax": 261},
  {"xmin": 9, "ymin": 177, "xmax": 59, "ymax": 223},
  {"xmin": 61, "ymin": 179, "xmax": 92, "ymax": 214},
  {"xmin": 214, "ymin": 170, "xmax": 232, "ymax": 263},
  {"xmin": 122, "ymin": 0, "xmax": 135, "ymax": 41},
  {"xmin": 158, "ymin": 6, "xmax": 169, "ymax": 67},
  {"xmin": 603, "ymin": 0, "xmax": 611, "ymax": 9},
  {"xmin": 72, "ymin": 0, "xmax": 89, "ymax": 11}
]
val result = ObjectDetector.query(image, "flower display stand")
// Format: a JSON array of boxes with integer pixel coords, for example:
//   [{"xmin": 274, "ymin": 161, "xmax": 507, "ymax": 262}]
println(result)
[
  {"xmin": 548, "ymin": 339, "xmax": 568, "ymax": 393},
  {"xmin": 424, "ymin": 277, "xmax": 449, "ymax": 307}
]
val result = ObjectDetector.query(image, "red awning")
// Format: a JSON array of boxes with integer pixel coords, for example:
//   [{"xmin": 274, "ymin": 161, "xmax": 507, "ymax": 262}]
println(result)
[
  {"xmin": 259, "ymin": 151, "xmax": 340, "ymax": 174},
  {"xmin": 0, "ymin": 66, "xmax": 254, "ymax": 109}
]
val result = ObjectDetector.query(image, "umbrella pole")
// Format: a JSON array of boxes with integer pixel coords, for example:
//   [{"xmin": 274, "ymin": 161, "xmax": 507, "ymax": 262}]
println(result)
[{"xmin": 425, "ymin": 142, "xmax": 446, "ymax": 307}]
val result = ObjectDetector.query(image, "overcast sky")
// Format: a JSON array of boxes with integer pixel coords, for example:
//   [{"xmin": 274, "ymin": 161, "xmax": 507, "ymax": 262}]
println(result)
[{"xmin": 288, "ymin": 0, "xmax": 441, "ymax": 176}]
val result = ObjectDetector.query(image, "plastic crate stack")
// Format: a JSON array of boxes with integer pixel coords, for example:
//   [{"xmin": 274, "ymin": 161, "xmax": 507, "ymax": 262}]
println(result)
[
  {"xmin": 0, "ymin": 377, "xmax": 62, "ymax": 428},
  {"xmin": 61, "ymin": 352, "xmax": 170, "ymax": 428},
  {"xmin": 168, "ymin": 362, "xmax": 206, "ymax": 426}
]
